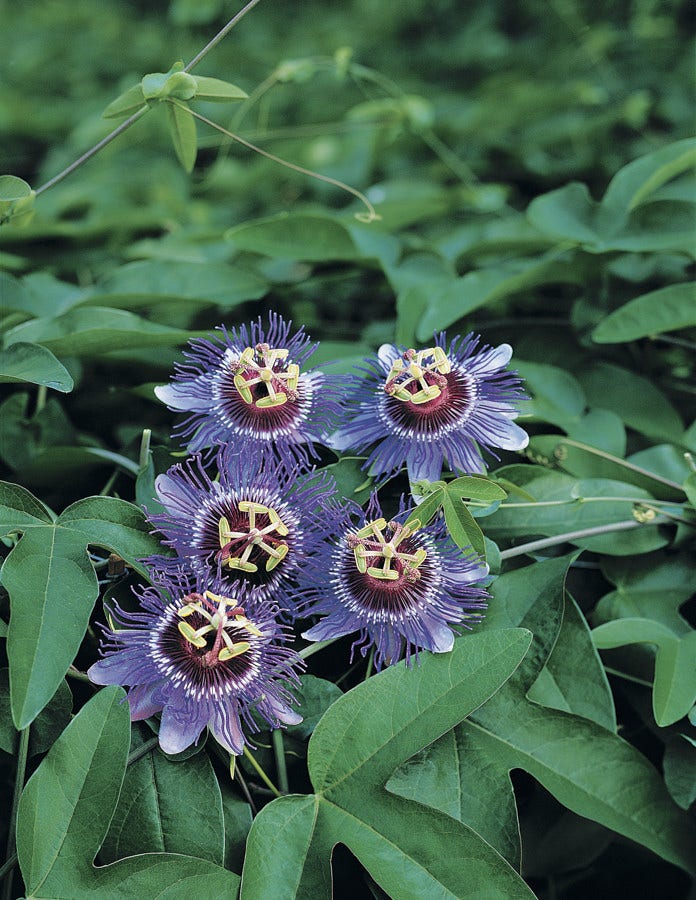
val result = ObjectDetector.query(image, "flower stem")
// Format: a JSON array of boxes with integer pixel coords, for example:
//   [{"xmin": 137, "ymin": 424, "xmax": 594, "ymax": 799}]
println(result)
[
  {"xmin": 183, "ymin": 0, "xmax": 264, "ymax": 72},
  {"xmin": 271, "ymin": 729, "xmax": 289, "ymax": 793},
  {"xmin": 2, "ymin": 727, "xmax": 30, "ymax": 900},
  {"xmin": 242, "ymin": 746, "xmax": 281, "ymax": 797},
  {"xmin": 127, "ymin": 736, "xmax": 160, "ymax": 766},
  {"xmin": 364, "ymin": 648, "xmax": 375, "ymax": 680},
  {"xmin": 177, "ymin": 103, "xmax": 380, "ymax": 222},
  {"xmin": 499, "ymin": 516, "xmax": 668, "ymax": 560},
  {"xmin": 299, "ymin": 638, "xmax": 336, "ymax": 659}
]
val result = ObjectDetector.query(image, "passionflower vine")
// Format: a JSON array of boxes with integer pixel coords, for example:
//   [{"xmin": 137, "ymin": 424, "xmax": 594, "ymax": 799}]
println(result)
[
  {"xmin": 148, "ymin": 450, "xmax": 341, "ymax": 614},
  {"xmin": 88, "ymin": 572, "xmax": 304, "ymax": 755},
  {"xmin": 301, "ymin": 497, "xmax": 489, "ymax": 670},
  {"xmin": 331, "ymin": 333, "xmax": 528, "ymax": 484},
  {"xmin": 155, "ymin": 312, "xmax": 343, "ymax": 470}
]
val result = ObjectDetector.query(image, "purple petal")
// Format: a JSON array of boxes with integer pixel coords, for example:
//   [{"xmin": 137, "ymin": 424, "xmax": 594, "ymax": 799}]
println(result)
[
  {"xmin": 209, "ymin": 702, "xmax": 245, "ymax": 755},
  {"xmin": 155, "ymin": 382, "xmax": 212, "ymax": 412},
  {"xmin": 302, "ymin": 615, "xmax": 361, "ymax": 642},
  {"xmin": 159, "ymin": 692, "xmax": 209, "ymax": 755},
  {"xmin": 377, "ymin": 343, "xmax": 400, "ymax": 371},
  {"xmin": 127, "ymin": 681, "xmax": 166, "ymax": 720},
  {"xmin": 406, "ymin": 445, "xmax": 444, "ymax": 485},
  {"xmin": 263, "ymin": 693, "xmax": 303, "ymax": 726},
  {"xmin": 493, "ymin": 419, "xmax": 529, "ymax": 450},
  {"xmin": 418, "ymin": 617, "xmax": 455, "ymax": 653},
  {"xmin": 87, "ymin": 652, "xmax": 142, "ymax": 686}
]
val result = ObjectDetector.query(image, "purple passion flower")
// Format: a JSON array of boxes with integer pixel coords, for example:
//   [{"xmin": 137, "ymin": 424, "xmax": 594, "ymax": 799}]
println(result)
[
  {"xmin": 88, "ymin": 575, "xmax": 303, "ymax": 755},
  {"xmin": 301, "ymin": 500, "xmax": 488, "ymax": 670},
  {"xmin": 149, "ymin": 451, "xmax": 340, "ymax": 614},
  {"xmin": 155, "ymin": 312, "xmax": 343, "ymax": 470},
  {"xmin": 332, "ymin": 334, "xmax": 528, "ymax": 483}
]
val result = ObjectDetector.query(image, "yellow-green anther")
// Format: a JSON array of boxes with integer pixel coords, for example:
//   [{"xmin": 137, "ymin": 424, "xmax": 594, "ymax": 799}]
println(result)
[
  {"xmin": 267, "ymin": 507, "xmax": 289, "ymax": 536},
  {"xmin": 177, "ymin": 604, "xmax": 197, "ymax": 617},
  {"xmin": 385, "ymin": 347, "xmax": 451, "ymax": 403},
  {"xmin": 218, "ymin": 641, "xmax": 251, "ymax": 661},
  {"xmin": 235, "ymin": 615, "xmax": 263, "ymax": 637},
  {"xmin": 256, "ymin": 392, "xmax": 288, "ymax": 408},
  {"xmin": 225, "ymin": 557, "xmax": 259, "ymax": 573},
  {"xmin": 286, "ymin": 363, "xmax": 300, "ymax": 391},
  {"xmin": 233, "ymin": 374, "xmax": 254, "ymax": 404},
  {"xmin": 265, "ymin": 543, "xmax": 289, "ymax": 571},
  {"xmin": 354, "ymin": 545, "xmax": 368, "ymax": 573},
  {"xmin": 352, "ymin": 517, "xmax": 427, "ymax": 581},
  {"xmin": 239, "ymin": 500, "xmax": 269, "ymax": 515},
  {"xmin": 178, "ymin": 620, "xmax": 208, "ymax": 648},
  {"xmin": 367, "ymin": 564, "xmax": 399, "ymax": 580}
]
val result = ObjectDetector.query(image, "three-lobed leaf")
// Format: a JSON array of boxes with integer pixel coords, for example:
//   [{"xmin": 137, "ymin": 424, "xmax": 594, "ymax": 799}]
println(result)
[
  {"xmin": 0, "ymin": 483, "xmax": 164, "ymax": 728},
  {"xmin": 242, "ymin": 628, "xmax": 535, "ymax": 899},
  {"xmin": 16, "ymin": 687, "xmax": 240, "ymax": 898}
]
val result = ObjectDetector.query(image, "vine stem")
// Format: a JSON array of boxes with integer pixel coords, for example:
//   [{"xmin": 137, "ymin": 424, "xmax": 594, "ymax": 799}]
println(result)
[
  {"xmin": 178, "ymin": 103, "xmax": 380, "ymax": 222},
  {"xmin": 271, "ymin": 729, "xmax": 289, "ymax": 793},
  {"xmin": 299, "ymin": 638, "xmax": 336, "ymax": 659},
  {"xmin": 242, "ymin": 746, "xmax": 281, "ymax": 797},
  {"xmin": 35, "ymin": 107, "xmax": 149, "ymax": 196},
  {"xmin": 2, "ymin": 727, "xmax": 30, "ymax": 900},
  {"xmin": 34, "ymin": 0, "xmax": 262, "ymax": 198},
  {"xmin": 499, "ymin": 516, "xmax": 668, "ymax": 560},
  {"xmin": 184, "ymin": 0, "xmax": 264, "ymax": 72}
]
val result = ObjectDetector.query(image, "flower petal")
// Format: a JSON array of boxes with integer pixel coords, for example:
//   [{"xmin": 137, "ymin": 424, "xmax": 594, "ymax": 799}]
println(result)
[
  {"xmin": 209, "ymin": 702, "xmax": 245, "ymax": 755},
  {"xmin": 127, "ymin": 681, "xmax": 166, "ymax": 720},
  {"xmin": 155, "ymin": 381, "xmax": 212, "ymax": 412},
  {"xmin": 406, "ymin": 444, "xmax": 444, "ymax": 485},
  {"xmin": 159, "ymin": 691, "xmax": 209, "ymax": 755}
]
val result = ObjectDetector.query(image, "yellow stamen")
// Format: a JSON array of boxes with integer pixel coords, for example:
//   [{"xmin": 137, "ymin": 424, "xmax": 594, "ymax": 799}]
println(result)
[
  {"xmin": 232, "ymin": 345, "xmax": 299, "ymax": 409},
  {"xmin": 385, "ymin": 347, "xmax": 451, "ymax": 404},
  {"xmin": 351, "ymin": 518, "xmax": 428, "ymax": 581}
]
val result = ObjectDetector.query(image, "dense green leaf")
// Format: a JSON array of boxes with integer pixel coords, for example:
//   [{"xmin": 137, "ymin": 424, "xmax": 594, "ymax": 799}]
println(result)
[
  {"xmin": 592, "ymin": 283, "xmax": 696, "ymax": 343},
  {"xmin": 102, "ymin": 83, "xmax": 147, "ymax": 118},
  {"xmin": 484, "ymin": 469, "xmax": 670, "ymax": 556},
  {"xmin": 592, "ymin": 619, "xmax": 696, "ymax": 726},
  {"xmin": 596, "ymin": 552, "xmax": 694, "ymax": 635},
  {"xmin": 4, "ymin": 306, "xmax": 202, "ymax": 356},
  {"xmin": 515, "ymin": 360, "xmax": 585, "ymax": 428},
  {"xmin": 82, "ymin": 260, "xmax": 268, "ymax": 309},
  {"xmin": 441, "ymin": 489, "xmax": 485, "ymax": 558},
  {"xmin": 58, "ymin": 495, "xmax": 167, "ymax": 573},
  {"xmin": 16, "ymin": 687, "xmax": 240, "ymax": 898},
  {"xmin": 663, "ymin": 736, "xmax": 696, "ymax": 812},
  {"xmin": 192, "ymin": 75, "xmax": 248, "ymax": 101},
  {"xmin": 285, "ymin": 674, "xmax": 343, "ymax": 740},
  {"xmin": 0, "ymin": 342, "xmax": 73, "ymax": 391},
  {"xmin": 601, "ymin": 137, "xmax": 696, "ymax": 218},
  {"xmin": 3, "ymin": 525, "xmax": 98, "ymax": 729},
  {"xmin": 226, "ymin": 214, "xmax": 367, "ymax": 261},
  {"xmin": 527, "ymin": 593, "xmax": 616, "ymax": 731},
  {"xmin": 0, "ymin": 670, "xmax": 72, "ymax": 756},
  {"xmin": 101, "ymin": 727, "xmax": 225, "ymax": 864},
  {"xmin": 242, "ymin": 628, "xmax": 534, "ymax": 899},
  {"xmin": 416, "ymin": 255, "xmax": 577, "ymax": 339},
  {"xmin": 576, "ymin": 362, "xmax": 684, "ymax": 443},
  {"xmin": 528, "ymin": 435, "xmax": 686, "ymax": 502},
  {"xmin": 165, "ymin": 99, "xmax": 198, "ymax": 172},
  {"xmin": 388, "ymin": 556, "xmax": 696, "ymax": 874}
]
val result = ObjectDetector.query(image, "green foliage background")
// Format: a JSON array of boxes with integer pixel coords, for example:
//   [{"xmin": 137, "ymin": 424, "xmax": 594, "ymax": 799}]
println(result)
[{"xmin": 0, "ymin": 0, "xmax": 695, "ymax": 898}]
